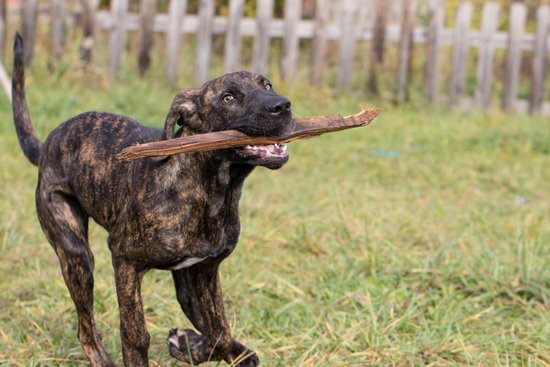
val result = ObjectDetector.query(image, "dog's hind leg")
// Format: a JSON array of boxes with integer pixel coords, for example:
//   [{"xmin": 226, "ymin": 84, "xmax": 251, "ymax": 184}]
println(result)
[
  {"xmin": 169, "ymin": 266, "xmax": 259, "ymax": 367},
  {"xmin": 36, "ymin": 190, "xmax": 115, "ymax": 367}
]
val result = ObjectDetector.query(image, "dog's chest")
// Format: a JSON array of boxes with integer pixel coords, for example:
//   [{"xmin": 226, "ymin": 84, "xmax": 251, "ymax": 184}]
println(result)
[{"xmin": 168, "ymin": 256, "xmax": 208, "ymax": 270}]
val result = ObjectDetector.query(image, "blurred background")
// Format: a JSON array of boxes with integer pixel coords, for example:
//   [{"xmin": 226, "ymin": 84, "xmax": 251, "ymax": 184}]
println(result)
[
  {"xmin": 1, "ymin": 1, "xmax": 550, "ymax": 366},
  {"xmin": 1, "ymin": 0, "xmax": 550, "ymax": 112}
]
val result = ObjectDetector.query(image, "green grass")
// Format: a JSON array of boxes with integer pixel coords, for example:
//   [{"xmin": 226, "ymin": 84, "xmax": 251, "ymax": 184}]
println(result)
[{"xmin": 1, "ymin": 41, "xmax": 550, "ymax": 366}]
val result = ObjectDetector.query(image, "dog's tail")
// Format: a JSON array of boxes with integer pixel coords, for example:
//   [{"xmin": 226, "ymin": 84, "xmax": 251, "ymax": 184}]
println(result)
[{"xmin": 12, "ymin": 32, "xmax": 43, "ymax": 166}]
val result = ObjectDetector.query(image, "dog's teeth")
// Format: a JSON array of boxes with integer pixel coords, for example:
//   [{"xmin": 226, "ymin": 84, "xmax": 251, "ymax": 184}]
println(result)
[
  {"xmin": 245, "ymin": 145, "xmax": 252, "ymax": 149},
  {"xmin": 282, "ymin": 145, "xmax": 287, "ymax": 151}
]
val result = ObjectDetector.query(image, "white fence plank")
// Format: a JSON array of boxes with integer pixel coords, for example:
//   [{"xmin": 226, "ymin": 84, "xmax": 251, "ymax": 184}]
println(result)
[
  {"xmin": 368, "ymin": 0, "xmax": 388, "ymax": 94},
  {"xmin": 165, "ymin": 0, "xmax": 188, "ymax": 85},
  {"xmin": 138, "ymin": 0, "xmax": 158, "ymax": 77},
  {"xmin": 224, "ymin": 0, "xmax": 245, "ymax": 74},
  {"xmin": 311, "ymin": 0, "xmax": 329, "ymax": 85},
  {"xmin": 195, "ymin": 0, "xmax": 215, "ymax": 85},
  {"xmin": 396, "ymin": 0, "xmax": 417, "ymax": 100},
  {"xmin": 502, "ymin": 2, "xmax": 527, "ymax": 112},
  {"xmin": 0, "ymin": 0, "xmax": 5, "ymax": 60},
  {"xmin": 108, "ymin": 0, "xmax": 129, "ymax": 77},
  {"xmin": 281, "ymin": 0, "xmax": 302, "ymax": 81},
  {"xmin": 530, "ymin": 5, "xmax": 550, "ymax": 114},
  {"xmin": 449, "ymin": 1, "xmax": 472, "ymax": 107},
  {"xmin": 80, "ymin": 0, "xmax": 99, "ymax": 67},
  {"xmin": 474, "ymin": 2, "xmax": 499, "ymax": 108},
  {"xmin": 337, "ymin": 0, "xmax": 358, "ymax": 90},
  {"xmin": 424, "ymin": 0, "xmax": 444, "ymax": 103},
  {"xmin": 50, "ymin": 0, "xmax": 65, "ymax": 63},
  {"xmin": 252, "ymin": 0, "xmax": 274, "ymax": 74},
  {"xmin": 22, "ymin": 0, "xmax": 38, "ymax": 66}
]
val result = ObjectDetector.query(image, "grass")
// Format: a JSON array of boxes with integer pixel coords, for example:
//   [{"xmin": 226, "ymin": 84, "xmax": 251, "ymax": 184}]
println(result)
[{"xmin": 1, "ymin": 37, "xmax": 550, "ymax": 366}]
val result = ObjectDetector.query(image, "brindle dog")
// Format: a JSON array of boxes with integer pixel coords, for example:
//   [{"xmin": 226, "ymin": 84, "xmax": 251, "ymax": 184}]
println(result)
[{"xmin": 12, "ymin": 33, "xmax": 291, "ymax": 366}]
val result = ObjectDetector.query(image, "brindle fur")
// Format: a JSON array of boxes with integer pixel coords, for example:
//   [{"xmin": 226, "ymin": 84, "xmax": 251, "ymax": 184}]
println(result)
[{"xmin": 12, "ymin": 33, "xmax": 291, "ymax": 366}]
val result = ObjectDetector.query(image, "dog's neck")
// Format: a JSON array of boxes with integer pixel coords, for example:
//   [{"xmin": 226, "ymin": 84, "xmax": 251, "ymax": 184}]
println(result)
[{"xmin": 158, "ymin": 152, "xmax": 255, "ymax": 218}]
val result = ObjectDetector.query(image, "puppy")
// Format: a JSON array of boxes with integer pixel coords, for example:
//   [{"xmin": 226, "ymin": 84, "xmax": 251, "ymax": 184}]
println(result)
[{"xmin": 12, "ymin": 33, "xmax": 291, "ymax": 366}]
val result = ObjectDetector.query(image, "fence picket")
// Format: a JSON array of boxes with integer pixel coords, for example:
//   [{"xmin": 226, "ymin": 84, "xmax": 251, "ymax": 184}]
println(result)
[
  {"xmin": 0, "ymin": 0, "xmax": 6, "ymax": 60},
  {"xmin": 109, "ymin": 0, "xmax": 129, "ymax": 77},
  {"xmin": 424, "ymin": 0, "xmax": 444, "ymax": 104},
  {"xmin": 22, "ymin": 0, "xmax": 38, "ymax": 66},
  {"xmin": 50, "ymin": 0, "xmax": 65, "ymax": 64},
  {"xmin": 337, "ymin": 0, "xmax": 358, "ymax": 90},
  {"xmin": 166, "ymin": 0, "xmax": 188, "ymax": 85},
  {"xmin": 81, "ymin": 0, "xmax": 99, "ymax": 67},
  {"xmin": 195, "ymin": 0, "xmax": 215, "ymax": 85},
  {"xmin": 449, "ymin": 1, "xmax": 472, "ymax": 107},
  {"xmin": 530, "ymin": 5, "xmax": 549, "ymax": 115},
  {"xmin": 281, "ymin": 0, "xmax": 302, "ymax": 81},
  {"xmin": 224, "ymin": 0, "xmax": 245, "ymax": 74},
  {"xmin": 138, "ymin": 0, "xmax": 158, "ymax": 77},
  {"xmin": 311, "ymin": 0, "xmax": 329, "ymax": 85},
  {"xmin": 368, "ymin": 0, "xmax": 388, "ymax": 94},
  {"xmin": 502, "ymin": 2, "xmax": 526, "ymax": 112},
  {"xmin": 252, "ymin": 0, "xmax": 274, "ymax": 74},
  {"xmin": 474, "ymin": 2, "xmax": 499, "ymax": 108},
  {"xmin": 396, "ymin": 0, "xmax": 417, "ymax": 101}
]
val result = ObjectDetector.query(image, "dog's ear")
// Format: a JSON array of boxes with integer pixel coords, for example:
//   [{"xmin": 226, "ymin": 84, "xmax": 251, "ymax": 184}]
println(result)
[{"xmin": 162, "ymin": 87, "xmax": 203, "ymax": 140}]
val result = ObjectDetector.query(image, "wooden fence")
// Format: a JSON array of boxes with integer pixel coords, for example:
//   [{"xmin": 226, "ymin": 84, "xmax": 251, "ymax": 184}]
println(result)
[{"xmin": 2, "ymin": 0, "xmax": 550, "ymax": 115}]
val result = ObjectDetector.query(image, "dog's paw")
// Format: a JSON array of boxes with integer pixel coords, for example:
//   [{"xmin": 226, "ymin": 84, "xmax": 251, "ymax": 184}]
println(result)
[
  {"xmin": 167, "ymin": 328, "xmax": 208, "ymax": 363},
  {"xmin": 225, "ymin": 340, "xmax": 260, "ymax": 367}
]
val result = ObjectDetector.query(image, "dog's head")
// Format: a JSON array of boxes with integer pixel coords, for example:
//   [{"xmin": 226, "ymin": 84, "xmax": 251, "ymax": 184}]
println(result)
[{"xmin": 163, "ymin": 71, "xmax": 291, "ymax": 169}]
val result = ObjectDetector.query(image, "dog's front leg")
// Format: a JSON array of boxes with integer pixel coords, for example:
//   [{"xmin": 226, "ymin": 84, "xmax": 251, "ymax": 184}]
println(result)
[
  {"xmin": 111, "ymin": 256, "xmax": 150, "ymax": 366},
  {"xmin": 167, "ymin": 261, "xmax": 239, "ymax": 364},
  {"xmin": 170, "ymin": 267, "xmax": 259, "ymax": 366}
]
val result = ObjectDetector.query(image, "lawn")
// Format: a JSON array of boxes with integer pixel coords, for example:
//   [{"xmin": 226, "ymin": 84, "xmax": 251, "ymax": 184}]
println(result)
[{"xmin": 1, "ymin": 51, "xmax": 550, "ymax": 366}]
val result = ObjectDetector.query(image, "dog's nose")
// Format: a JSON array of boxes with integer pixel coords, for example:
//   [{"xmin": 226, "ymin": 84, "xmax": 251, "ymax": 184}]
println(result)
[{"xmin": 266, "ymin": 97, "xmax": 291, "ymax": 115}]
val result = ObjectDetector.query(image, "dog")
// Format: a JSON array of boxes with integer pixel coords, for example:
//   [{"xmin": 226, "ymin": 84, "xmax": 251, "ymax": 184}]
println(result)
[{"xmin": 12, "ymin": 33, "xmax": 292, "ymax": 366}]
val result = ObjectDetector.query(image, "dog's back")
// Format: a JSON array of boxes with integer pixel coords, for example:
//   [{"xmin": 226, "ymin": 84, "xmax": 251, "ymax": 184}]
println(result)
[{"xmin": 38, "ymin": 111, "xmax": 162, "ymax": 229}]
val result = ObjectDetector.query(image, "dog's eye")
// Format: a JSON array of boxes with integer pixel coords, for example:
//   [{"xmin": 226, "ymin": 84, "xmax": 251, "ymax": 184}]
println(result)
[
  {"xmin": 222, "ymin": 95, "xmax": 234, "ymax": 103},
  {"xmin": 265, "ymin": 84, "xmax": 272, "ymax": 91}
]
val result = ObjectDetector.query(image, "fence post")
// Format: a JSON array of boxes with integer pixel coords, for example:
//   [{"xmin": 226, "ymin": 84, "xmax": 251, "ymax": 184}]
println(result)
[
  {"xmin": 281, "ymin": 0, "xmax": 302, "ymax": 81},
  {"xmin": 502, "ymin": 2, "xmax": 526, "ymax": 112},
  {"xmin": 81, "ymin": 0, "xmax": 99, "ymax": 68},
  {"xmin": 396, "ymin": 0, "xmax": 417, "ymax": 101},
  {"xmin": 424, "ymin": 0, "xmax": 444, "ymax": 104},
  {"xmin": 22, "ymin": 0, "xmax": 38, "ymax": 67},
  {"xmin": 449, "ymin": 1, "xmax": 472, "ymax": 108},
  {"xmin": 166, "ymin": 0, "xmax": 188, "ymax": 85},
  {"xmin": 195, "ymin": 0, "xmax": 215, "ymax": 85},
  {"xmin": 530, "ymin": 5, "xmax": 549, "ymax": 115},
  {"xmin": 0, "ymin": 0, "xmax": 6, "ymax": 60},
  {"xmin": 51, "ymin": 0, "xmax": 66, "ymax": 66},
  {"xmin": 474, "ymin": 2, "xmax": 499, "ymax": 108},
  {"xmin": 224, "ymin": 0, "xmax": 245, "ymax": 74},
  {"xmin": 252, "ymin": 0, "xmax": 274, "ymax": 74},
  {"xmin": 367, "ymin": 0, "xmax": 388, "ymax": 95},
  {"xmin": 109, "ymin": 0, "xmax": 129, "ymax": 77},
  {"xmin": 311, "ymin": 0, "xmax": 329, "ymax": 85},
  {"xmin": 138, "ymin": 0, "xmax": 158, "ymax": 77},
  {"xmin": 337, "ymin": 0, "xmax": 358, "ymax": 90}
]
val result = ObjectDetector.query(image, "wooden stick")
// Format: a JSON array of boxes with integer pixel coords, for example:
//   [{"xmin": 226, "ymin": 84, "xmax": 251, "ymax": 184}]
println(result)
[{"xmin": 117, "ymin": 108, "xmax": 380, "ymax": 161}]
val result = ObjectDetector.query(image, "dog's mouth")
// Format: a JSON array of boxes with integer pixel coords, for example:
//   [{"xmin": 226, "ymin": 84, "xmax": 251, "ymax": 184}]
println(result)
[{"xmin": 234, "ymin": 143, "xmax": 288, "ymax": 159}]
